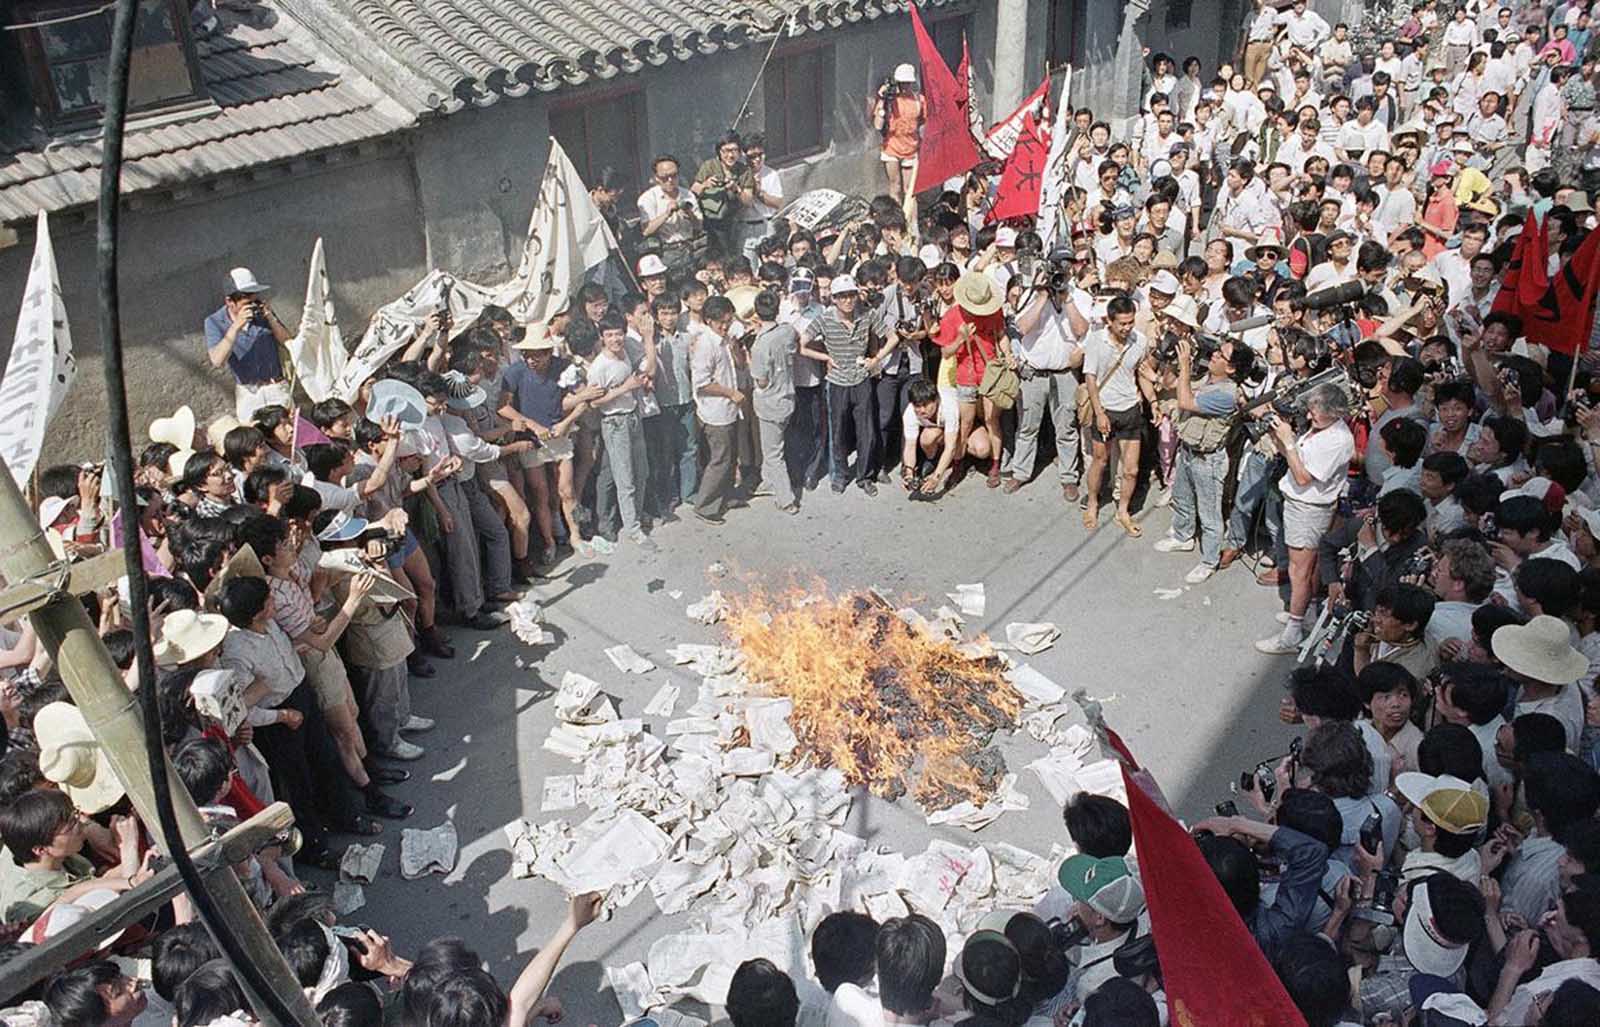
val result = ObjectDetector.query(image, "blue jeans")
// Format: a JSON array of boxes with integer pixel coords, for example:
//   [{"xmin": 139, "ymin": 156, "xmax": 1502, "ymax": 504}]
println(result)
[
  {"xmin": 1226, "ymin": 450, "xmax": 1282, "ymax": 552},
  {"xmin": 599, "ymin": 410, "xmax": 648, "ymax": 533},
  {"xmin": 1170, "ymin": 445, "xmax": 1229, "ymax": 566}
]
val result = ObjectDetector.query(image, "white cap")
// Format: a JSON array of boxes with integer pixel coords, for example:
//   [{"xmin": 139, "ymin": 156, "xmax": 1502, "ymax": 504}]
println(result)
[
  {"xmin": 894, "ymin": 63, "xmax": 917, "ymax": 83},
  {"xmin": 226, "ymin": 267, "xmax": 269, "ymax": 295},
  {"xmin": 1150, "ymin": 158, "xmax": 1173, "ymax": 179},
  {"xmin": 1148, "ymin": 270, "xmax": 1180, "ymax": 295},
  {"xmin": 830, "ymin": 273, "xmax": 859, "ymax": 295},
  {"xmin": 994, "ymin": 226, "xmax": 1018, "ymax": 248},
  {"xmin": 919, "ymin": 243, "xmax": 943, "ymax": 269},
  {"xmin": 636, "ymin": 254, "xmax": 667, "ymax": 277}
]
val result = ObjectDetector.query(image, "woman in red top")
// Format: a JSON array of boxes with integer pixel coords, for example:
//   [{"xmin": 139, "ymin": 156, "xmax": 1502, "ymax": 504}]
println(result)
[
  {"xmin": 935, "ymin": 272, "xmax": 1013, "ymax": 488},
  {"xmin": 1418, "ymin": 173, "xmax": 1459, "ymax": 260}
]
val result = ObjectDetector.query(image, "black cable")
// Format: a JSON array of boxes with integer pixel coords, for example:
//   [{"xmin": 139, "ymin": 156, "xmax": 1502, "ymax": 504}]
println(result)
[{"xmin": 96, "ymin": 2, "xmax": 304, "ymax": 1023}]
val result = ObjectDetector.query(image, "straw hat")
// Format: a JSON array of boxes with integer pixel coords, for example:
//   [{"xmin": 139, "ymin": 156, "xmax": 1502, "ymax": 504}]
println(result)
[
  {"xmin": 153, "ymin": 609, "xmax": 230, "ymax": 668},
  {"xmin": 148, "ymin": 406, "xmax": 196, "ymax": 449},
  {"xmin": 1491, "ymin": 614, "xmax": 1588, "ymax": 685},
  {"xmin": 35, "ymin": 703, "xmax": 125, "ymax": 814},
  {"xmin": 205, "ymin": 414, "xmax": 243, "ymax": 453},
  {"xmin": 1163, "ymin": 294, "xmax": 1202, "ymax": 330},
  {"xmin": 953, "ymin": 271, "xmax": 1003, "ymax": 316},
  {"xmin": 724, "ymin": 284, "xmax": 763, "ymax": 322},
  {"xmin": 512, "ymin": 321, "xmax": 557, "ymax": 351},
  {"xmin": 1247, "ymin": 227, "xmax": 1286, "ymax": 261}
]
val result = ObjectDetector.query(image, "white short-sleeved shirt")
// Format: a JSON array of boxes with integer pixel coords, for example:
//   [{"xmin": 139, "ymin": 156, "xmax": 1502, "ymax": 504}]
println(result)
[
  {"xmin": 1083, "ymin": 329, "xmax": 1148, "ymax": 413},
  {"xmin": 1280, "ymin": 421, "xmax": 1355, "ymax": 504},
  {"xmin": 903, "ymin": 398, "xmax": 960, "ymax": 441}
]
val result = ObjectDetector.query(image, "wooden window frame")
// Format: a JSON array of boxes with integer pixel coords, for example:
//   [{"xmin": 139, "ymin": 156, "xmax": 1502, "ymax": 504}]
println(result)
[
  {"xmin": 548, "ymin": 83, "xmax": 648, "ymax": 203},
  {"xmin": 762, "ymin": 40, "xmax": 834, "ymax": 165},
  {"xmin": 15, "ymin": 0, "xmax": 209, "ymax": 130}
]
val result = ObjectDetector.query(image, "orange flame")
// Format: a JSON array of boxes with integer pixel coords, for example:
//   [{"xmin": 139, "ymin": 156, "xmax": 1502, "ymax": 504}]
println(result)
[{"xmin": 725, "ymin": 587, "xmax": 1023, "ymax": 810}]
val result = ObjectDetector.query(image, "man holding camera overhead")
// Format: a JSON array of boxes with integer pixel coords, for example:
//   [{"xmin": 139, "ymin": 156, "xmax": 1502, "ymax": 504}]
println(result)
[
  {"xmin": 1154, "ymin": 299, "xmax": 1255, "ymax": 585},
  {"xmin": 1002, "ymin": 254, "xmax": 1089, "ymax": 501},
  {"xmin": 204, "ymin": 266, "xmax": 294, "ymax": 420}
]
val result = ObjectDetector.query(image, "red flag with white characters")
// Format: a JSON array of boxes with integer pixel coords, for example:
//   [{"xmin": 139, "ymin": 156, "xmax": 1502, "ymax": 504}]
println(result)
[{"xmin": 909, "ymin": 4, "xmax": 980, "ymax": 194}]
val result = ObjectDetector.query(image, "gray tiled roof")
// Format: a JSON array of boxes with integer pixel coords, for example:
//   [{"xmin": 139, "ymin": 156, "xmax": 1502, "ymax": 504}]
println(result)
[
  {"xmin": 0, "ymin": 4, "xmax": 412, "ymax": 225},
  {"xmin": 274, "ymin": 0, "xmax": 952, "ymax": 115}
]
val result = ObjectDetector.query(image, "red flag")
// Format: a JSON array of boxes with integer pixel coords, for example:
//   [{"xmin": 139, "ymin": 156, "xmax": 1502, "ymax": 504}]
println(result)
[
  {"xmin": 986, "ymin": 110, "xmax": 1049, "ymax": 222},
  {"xmin": 1490, "ymin": 214, "xmax": 1532, "ymax": 319},
  {"xmin": 1517, "ymin": 215, "xmax": 1551, "ymax": 309},
  {"xmin": 1533, "ymin": 229, "xmax": 1600, "ymax": 356},
  {"xmin": 1122, "ymin": 764, "xmax": 1309, "ymax": 1027},
  {"xmin": 910, "ymin": 4, "xmax": 980, "ymax": 194},
  {"xmin": 983, "ymin": 75, "xmax": 1052, "ymax": 160}
]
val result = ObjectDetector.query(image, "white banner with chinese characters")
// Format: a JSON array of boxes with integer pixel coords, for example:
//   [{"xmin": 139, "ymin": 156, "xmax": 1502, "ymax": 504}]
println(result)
[
  {"xmin": 334, "ymin": 270, "xmax": 497, "ymax": 404},
  {"xmin": 1, "ymin": 211, "xmax": 76, "ymax": 487},
  {"xmin": 495, "ymin": 138, "xmax": 617, "ymax": 325}
]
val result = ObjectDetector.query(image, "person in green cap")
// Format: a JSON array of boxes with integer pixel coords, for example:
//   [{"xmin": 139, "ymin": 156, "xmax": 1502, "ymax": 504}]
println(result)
[{"xmin": 1056, "ymin": 853, "xmax": 1147, "ymax": 1005}]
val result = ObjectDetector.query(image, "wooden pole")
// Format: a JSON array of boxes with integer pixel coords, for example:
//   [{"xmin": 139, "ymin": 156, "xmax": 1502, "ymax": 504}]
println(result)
[{"xmin": 0, "ymin": 456, "xmax": 318, "ymax": 1025}]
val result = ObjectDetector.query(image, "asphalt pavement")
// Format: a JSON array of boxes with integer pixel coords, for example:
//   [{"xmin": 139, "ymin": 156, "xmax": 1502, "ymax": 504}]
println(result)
[{"xmin": 336, "ymin": 475, "xmax": 1302, "ymax": 1025}]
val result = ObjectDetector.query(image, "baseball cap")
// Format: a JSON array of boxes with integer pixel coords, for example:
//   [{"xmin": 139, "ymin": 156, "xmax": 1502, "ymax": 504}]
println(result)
[
  {"xmin": 830, "ymin": 273, "xmax": 859, "ymax": 295},
  {"xmin": 995, "ymin": 226, "xmax": 1019, "ymax": 247},
  {"xmin": 1394, "ymin": 773, "xmax": 1488, "ymax": 835},
  {"xmin": 951, "ymin": 931, "xmax": 1021, "ymax": 1006},
  {"xmin": 636, "ymin": 254, "xmax": 667, "ymax": 277},
  {"xmin": 1150, "ymin": 158, "xmax": 1173, "ymax": 179},
  {"xmin": 1058, "ymin": 855, "xmax": 1145, "ymax": 923},
  {"xmin": 894, "ymin": 63, "xmax": 917, "ymax": 84},
  {"xmin": 315, "ymin": 509, "xmax": 371, "ymax": 543},
  {"xmin": 1110, "ymin": 204, "xmax": 1137, "ymax": 221},
  {"xmin": 1148, "ymin": 270, "xmax": 1180, "ymax": 295},
  {"xmin": 1403, "ymin": 881, "xmax": 1473, "ymax": 977},
  {"xmin": 226, "ymin": 267, "xmax": 269, "ymax": 295},
  {"xmin": 789, "ymin": 267, "xmax": 815, "ymax": 293}
]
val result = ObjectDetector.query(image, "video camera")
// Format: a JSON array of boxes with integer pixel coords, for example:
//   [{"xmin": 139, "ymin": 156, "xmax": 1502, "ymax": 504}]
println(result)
[
  {"xmin": 1239, "ymin": 365, "xmax": 1353, "ymax": 439},
  {"xmin": 1152, "ymin": 329, "xmax": 1224, "ymax": 365},
  {"xmin": 1047, "ymin": 916, "xmax": 1091, "ymax": 951}
]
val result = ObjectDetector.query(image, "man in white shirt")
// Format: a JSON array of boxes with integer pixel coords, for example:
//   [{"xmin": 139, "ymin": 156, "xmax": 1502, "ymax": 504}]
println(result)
[
  {"xmin": 1217, "ymin": 158, "xmax": 1281, "ymax": 262},
  {"xmin": 1374, "ymin": 155, "xmax": 1418, "ymax": 239},
  {"xmin": 637, "ymin": 155, "xmax": 703, "ymax": 279},
  {"xmin": 1336, "ymin": 96, "xmax": 1391, "ymax": 162},
  {"xmin": 1278, "ymin": 115, "xmax": 1335, "ymax": 174},
  {"xmin": 741, "ymin": 135, "xmax": 784, "ymax": 270},
  {"xmin": 689, "ymin": 296, "xmax": 744, "ymax": 524},
  {"xmin": 1256, "ymin": 383, "xmax": 1356, "ymax": 653},
  {"xmin": 587, "ymin": 315, "xmax": 658, "ymax": 547},
  {"xmin": 1304, "ymin": 230, "xmax": 1359, "ymax": 292},
  {"xmin": 1443, "ymin": 6, "xmax": 1480, "ymax": 75},
  {"xmin": 1432, "ymin": 222, "xmax": 1490, "ymax": 305},
  {"xmin": 1244, "ymin": 0, "xmax": 1281, "ymax": 86},
  {"xmin": 1279, "ymin": 0, "xmax": 1331, "ymax": 61},
  {"xmin": 1004, "ymin": 272, "xmax": 1088, "ymax": 500}
]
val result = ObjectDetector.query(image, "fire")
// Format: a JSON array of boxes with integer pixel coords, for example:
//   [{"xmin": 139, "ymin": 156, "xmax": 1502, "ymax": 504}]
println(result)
[{"xmin": 725, "ymin": 587, "xmax": 1024, "ymax": 811}]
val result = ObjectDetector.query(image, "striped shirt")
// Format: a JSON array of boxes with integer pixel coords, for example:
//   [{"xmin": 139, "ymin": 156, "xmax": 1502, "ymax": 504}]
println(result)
[{"xmin": 813, "ymin": 307, "xmax": 886, "ymax": 388}]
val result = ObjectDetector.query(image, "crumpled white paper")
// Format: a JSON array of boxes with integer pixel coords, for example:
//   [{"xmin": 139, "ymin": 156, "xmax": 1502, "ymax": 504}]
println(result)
[
  {"xmin": 686, "ymin": 591, "xmax": 728, "ymax": 625},
  {"xmin": 605, "ymin": 644, "xmax": 656, "ymax": 674},
  {"xmin": 555, "ymin": 672, "xmax": 618, "ymax": 725},
  {"xmin": 400, "ymin": 821, "xmax": 458, "ymax": 879},
  {"xmin": 945, "ymin": 583, "xmax": 985, "ymax": 617},
  {"xmin": 1004, "ymin": 622, "xmax": 1060, "ymax": 654},
  {"xmin": 339, "ymin": 843, "xmax": 384, "ymax": 883}
]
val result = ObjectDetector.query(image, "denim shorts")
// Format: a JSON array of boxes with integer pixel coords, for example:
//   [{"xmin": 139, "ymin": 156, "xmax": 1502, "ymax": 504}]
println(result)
[
  {"xmin": 956, "ymin": 385, "xmax": 979, "ymax": 403},
  {"xmin": 385, "ymin": 528, "xmax": 420, "ymax": 570}
]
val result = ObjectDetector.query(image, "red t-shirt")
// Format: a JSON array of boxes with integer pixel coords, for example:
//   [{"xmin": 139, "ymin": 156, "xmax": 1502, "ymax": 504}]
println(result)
[{"xmin": 935, "ymin": 306, "xmax": 1005, "ymax": 387}]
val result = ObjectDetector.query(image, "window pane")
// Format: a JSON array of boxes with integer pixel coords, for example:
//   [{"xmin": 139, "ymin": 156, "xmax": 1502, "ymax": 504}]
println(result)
[
  {"xmin": 50, "ymin": 60, "xmax": 105, "ymax": 114},
  {"xmin": 550, "ymin": 92, "xmax": 644, "ymax": 201},
  {"xmin": 762, "ymin": 61, "xmax": 789, "ymax": 157},
  {"xmin": 785, "ymin": 53, "xmax": 821, "ymax": 154},
  {"xmin": 38, "ymin": 14, "xmax": 109, "ymax": 62}
]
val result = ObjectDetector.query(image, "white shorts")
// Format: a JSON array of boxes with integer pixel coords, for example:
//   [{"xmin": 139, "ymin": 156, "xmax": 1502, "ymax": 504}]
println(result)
[
  {"xmin": 1282, "ymin": 496, "xmax": 1337, "ymax": 549},
  {"xmin": 529, "ymin": 434, "xmax": 575, "ymax": 466}
]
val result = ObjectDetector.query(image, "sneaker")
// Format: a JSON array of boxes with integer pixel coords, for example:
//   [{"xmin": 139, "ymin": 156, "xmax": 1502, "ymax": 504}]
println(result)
[
  {"xmin": 859, "ymin": 479, "xmax": 878, "ymax": 497},
  {"xmin": 1184, "ymin": 563, "xmax": 1216, "ymax": 584},
  {"xmin": 465, "ymin": 610, "xmax": 510, "ymax": 630},
  {"xmin": 378, "ymin": 739, "xmax": 426, "ymax": 761},
  {"xmin": 831, "ymin": 479, "xmax": 849, "ymax": 494},
  {"xmin": 1153, "ymin": 536, "xmax": 1195, "ymax": 553},
  {"xmin": 693, "ymin": 509, "xmax": 725, "ymax": 525},
  {"xmin": 1275, "ymin": 610, "xmax": 1294, "ymax": 625},
  {"xmin": 1154, "ymin": 487, "xmax": 1172, "ymax": 508},
  {"xmin": 626, "ymin": 528, "xmax": 659, "ymax": 552},
  {"xmin": 401, "ymin": 715, "xmax": 435, "ymax": 733},
  {"xmin": 1254, "ymin": 631, "xmax": 1303, "ymax": 656}
]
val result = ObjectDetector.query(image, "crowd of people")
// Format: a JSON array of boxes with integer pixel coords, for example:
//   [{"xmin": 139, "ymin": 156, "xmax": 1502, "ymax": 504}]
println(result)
[{"xmin": 14, "ymin": 0, "xmax": 1600, "ymax": 1024}]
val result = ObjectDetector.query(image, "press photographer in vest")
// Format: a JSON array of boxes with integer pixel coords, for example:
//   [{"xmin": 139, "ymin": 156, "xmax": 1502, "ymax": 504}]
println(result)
[{"xmin": 1154, "ymin": 297, "xmax": 1255, "ymax": 585}]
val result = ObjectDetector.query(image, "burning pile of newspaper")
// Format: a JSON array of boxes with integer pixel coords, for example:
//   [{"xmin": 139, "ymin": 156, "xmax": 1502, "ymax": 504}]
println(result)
[{"xmin": 503, "ymin": 585, "xmax": 1121, "ymax": 1022}]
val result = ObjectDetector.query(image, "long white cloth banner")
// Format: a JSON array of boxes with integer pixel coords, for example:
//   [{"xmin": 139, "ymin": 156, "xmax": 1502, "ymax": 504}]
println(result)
[{"xmin": 1, "ymin": 210, "xmax": 75, "ymax": 486}]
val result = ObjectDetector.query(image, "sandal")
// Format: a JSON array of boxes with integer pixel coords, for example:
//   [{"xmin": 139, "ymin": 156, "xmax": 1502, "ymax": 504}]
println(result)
[
  {"xmin": 1082, "ymin": 507, "xmax": 1099, "ymax": 530},
  {"xmin": 985, "ymin": 465, "xmax": 1001, "ymax": 488},
  {"xmin": 1116, "ymin": 512, "xmax": 1142, "ymax": 537}
]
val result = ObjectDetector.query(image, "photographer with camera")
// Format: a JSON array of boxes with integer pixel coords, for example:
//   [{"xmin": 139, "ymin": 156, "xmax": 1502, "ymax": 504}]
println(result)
[
  {"xmin": 1255, "ymin": 382, "xmax": 1357, "ymax": 655},
  {"xmin": 872, "ymin": 64, "xmax": 925, "ymax": 204},
  {"xmin": 693, "ymin": 132, "xmax": 756, "ymax": 263},
  {"xmin": 204, "ymin": 267, "xmax": 295, "ymax": 420},
  {"xmin": 1152, "ymin": 304, "xmax": 1255, "ymax": 584},
  {"xmin": 1001, "ymin": 249, "xmax": 1089, "ymax": 499},
  {"xmin": 638, "ymin": 154, "xmax": 704, "ymax": 280}
]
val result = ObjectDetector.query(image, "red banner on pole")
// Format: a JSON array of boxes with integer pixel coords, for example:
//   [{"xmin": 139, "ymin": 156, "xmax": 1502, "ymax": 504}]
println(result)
[
  {"xmin": 987, "ymin": 109, "xmax": 1049, "ymax": 222},
  {"xmin": 909, "ymin": 4, "xmax": 980, "ymax": 194},
  {"xmin": 1122, "ymin": 764, "xmax": 1309, "ymax": 1027}
]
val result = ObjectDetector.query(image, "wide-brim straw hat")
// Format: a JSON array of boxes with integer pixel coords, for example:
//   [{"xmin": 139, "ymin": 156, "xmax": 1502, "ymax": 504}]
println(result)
[{"xmin": 953, "ymin": 271, "xmax": 1003, "ymax": 316}]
